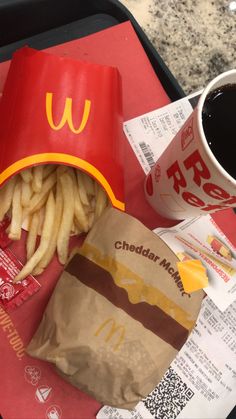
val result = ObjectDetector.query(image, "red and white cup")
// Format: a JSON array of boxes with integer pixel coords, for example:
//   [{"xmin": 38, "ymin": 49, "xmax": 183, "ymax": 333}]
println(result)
[{"xmin": 145, "ymin": 70, "xmax": 236, "ymax": 220}]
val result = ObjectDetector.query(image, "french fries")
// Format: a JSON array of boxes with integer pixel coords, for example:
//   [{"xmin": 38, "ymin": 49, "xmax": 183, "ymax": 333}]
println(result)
[
  {"xmin": 33, "ymin": 181, "xmax": 63, "ymax": 275},
  {"xmin": 26, "ymin": 211, "xmax": 40, "ymax": 260},
  {"xmin": 32, "ymin": 166, "xmax": 43, "ymax": 193},
  {"xmin": 8, "ymin": 178, "xmax": 23, "ymax": 240},
  {"xmin": 0, "ymin": 176, "xmax": 17, "ymax": 221},
  {"xmin": 20, "ymin": 168, "xmax": 33, "ymax": 183},
  {"xmin": 28, "ymin": 171, "xmax": 57, "ymax": 214},
  {"xmin": 21, "ymin": 180, "xmax": 33, "ymax": 207},
  {"xmin": 95, "ymin": 183, "xmax": 108, "ymax": 220},
  {"xmin": 14, "ymin": 191, "xmax": 56, "ymax": 282},
  {"xmin": 57, "ymin": 172, "xmax": 75, "ymax": 264},
  {"xmin": 0, "ymin": 164, "xmax": 110, "ymax": 281},
  {"xmin": 77, "ymin": 171, "xmax": 90, "ymax": 206}
]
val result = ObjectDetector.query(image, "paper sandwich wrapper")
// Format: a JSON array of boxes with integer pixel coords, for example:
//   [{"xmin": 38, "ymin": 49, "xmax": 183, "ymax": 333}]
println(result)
[
  {"xmin": 0, "ymin": 46, "xmax": 125, "ymax": 211},
  {"xmin": 27, "ymin": 208, "xmax": 204, "ymax": 409}
]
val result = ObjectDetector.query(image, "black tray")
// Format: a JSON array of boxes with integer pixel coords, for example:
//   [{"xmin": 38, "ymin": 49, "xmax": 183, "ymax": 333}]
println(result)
[
  {"xmin": 0, "ymin": 1, "xmax": 235, "ymax": 418},
  {"xmin": 0, "ymin": 0, "xmax": 185, "ymax": 102}
]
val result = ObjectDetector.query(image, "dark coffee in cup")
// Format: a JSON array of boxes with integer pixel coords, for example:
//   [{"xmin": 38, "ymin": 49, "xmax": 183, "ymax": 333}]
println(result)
[
  {"xmin": 202, "ymin": 83, "xmax": 236, "ymax": 179},
  {"xmin": 145, "ymin": 70, "xmax": 236, "ymax": 220}
]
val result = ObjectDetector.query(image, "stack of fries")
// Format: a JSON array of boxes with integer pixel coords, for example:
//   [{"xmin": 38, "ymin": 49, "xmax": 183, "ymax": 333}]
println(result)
[{"xmin": 0, "ymin": 165, "xmax": 108, "ymax": 282}]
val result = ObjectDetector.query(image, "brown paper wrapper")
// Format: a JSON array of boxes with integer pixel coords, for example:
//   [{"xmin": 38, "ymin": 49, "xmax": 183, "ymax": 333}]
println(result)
[{"xmin": 27, "ymin": 208, "xmax": 204, "ymax": 408}]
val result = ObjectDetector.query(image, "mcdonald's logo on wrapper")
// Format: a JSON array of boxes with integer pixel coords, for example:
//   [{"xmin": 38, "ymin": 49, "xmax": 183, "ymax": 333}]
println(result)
[
  {"xmin": 95, "ymin": 318, "xmax": 125, "ymax": 351},
  {"xmin": 0, "ymin": 47, "xmax": 125, "ymax": 211}
]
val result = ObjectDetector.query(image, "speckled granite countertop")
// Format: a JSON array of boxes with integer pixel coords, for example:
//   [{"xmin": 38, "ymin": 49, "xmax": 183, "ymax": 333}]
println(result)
[{"xmin": 120, "ymin": 0, "xmax": 236, "ymax": 94}]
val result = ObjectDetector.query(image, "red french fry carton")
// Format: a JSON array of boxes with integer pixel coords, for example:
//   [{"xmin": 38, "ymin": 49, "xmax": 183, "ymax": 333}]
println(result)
[{"xmin": 0, "ymin": 46, "xmax": 125, "ymax": 211}]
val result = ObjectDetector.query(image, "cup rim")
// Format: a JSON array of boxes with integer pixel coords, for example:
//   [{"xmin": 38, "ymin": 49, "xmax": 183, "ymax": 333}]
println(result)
[{"xmin": 197, "ymin": 69, "xmax": 236, "ymax": 187}]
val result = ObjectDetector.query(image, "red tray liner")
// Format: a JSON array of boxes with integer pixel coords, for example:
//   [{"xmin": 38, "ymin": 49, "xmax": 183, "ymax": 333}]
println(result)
[
  {"xmin": 1, "ymin": 21, "xmax": 235, "ymax": 419},
  {"xmin": 0, "ymin": 21, "xmax": 171, "ymax": 419}
]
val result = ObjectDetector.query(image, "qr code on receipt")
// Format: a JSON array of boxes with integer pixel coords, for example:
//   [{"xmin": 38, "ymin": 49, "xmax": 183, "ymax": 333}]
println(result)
[{"xmin": 144, "ymin": 366, "xmax": 194, "ymax": 419}]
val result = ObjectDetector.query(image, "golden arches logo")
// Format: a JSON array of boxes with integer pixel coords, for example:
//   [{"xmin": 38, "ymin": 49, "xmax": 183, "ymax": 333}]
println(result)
[
  {"xmin": 46, "ymin": 92, "xmax": 91, "ymax": 134},
  {"xmin": 95, "ymin": 318, "xmax": 125, "ymax": 351}
]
